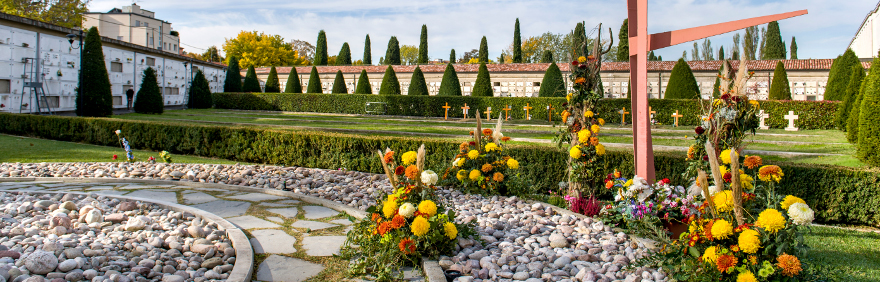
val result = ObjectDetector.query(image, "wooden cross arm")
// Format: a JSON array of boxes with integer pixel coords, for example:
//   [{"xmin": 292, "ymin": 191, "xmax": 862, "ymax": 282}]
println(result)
[{"xmin": 636, "ymin": 9, "xmax": 807, "ymax": 52}]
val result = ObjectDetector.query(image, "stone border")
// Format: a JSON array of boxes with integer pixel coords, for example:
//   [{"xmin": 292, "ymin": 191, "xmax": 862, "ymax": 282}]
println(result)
[{"xmin": 0, "ymin": 185, "xmax": 254, "ymax": 281}]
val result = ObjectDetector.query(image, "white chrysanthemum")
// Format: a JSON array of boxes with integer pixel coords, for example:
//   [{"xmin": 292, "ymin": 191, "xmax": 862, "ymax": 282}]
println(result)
[
  {"xmin": 687, "ymin": 183, "xmax": 703, "ymax": 197},
  {"xmin": 398, "ymin": 203, "xmax": 416, "ymax": 218},
  {"xmin": 788, "ymin": 202, "xmax": 814, "ymax": 225},
  {"xmin": 421, "ymin": 170, "xmax": 438, "ymax": 186},
  {"xmin": 627, "ymin": 176, "xmax": 654, "ymax": 202},
  {"xmin": 493, "ymin": 131, "xmax": 504, "ymax": 142},
  {"xmin": 452, "ymin": 158, "xmax": 461, "ymax": 167}
]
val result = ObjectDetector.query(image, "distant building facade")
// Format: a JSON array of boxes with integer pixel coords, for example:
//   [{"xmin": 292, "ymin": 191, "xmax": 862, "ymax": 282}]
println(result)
[
  {"xmin": 83, "ymin": 4, "xmax": 180, "ymax": 54},
  {"xmin": 250, "ymin": 59, "xmax": 850, "ymax": 101},
  {"xmin": 849, "ymin": 1, "xmax": 880, "ymax": 59}
]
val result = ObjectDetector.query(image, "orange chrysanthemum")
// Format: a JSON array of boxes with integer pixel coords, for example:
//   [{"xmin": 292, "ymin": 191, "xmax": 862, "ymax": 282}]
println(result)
[
  {"xmin": 748, "ymin": 255, "xmax": 758, "ymax": 265},
  {"xmin": 716, "ymin": 254, "xmax": 738, "ymax": 273},
  {"xmin": 395, "ymin": 166, "xmax": 405, "ymax": 175},
  {"xmin": 776, "ymin": 253, "xmax": 802, "ymax": 277},
  {"xmin": 758, "ymin": 165, "xmax": 784, "ymax": 182},
  {"xmin": 703, "ymin": 220, "xmax": 716, "ymax": 241},
  {"xmin": 589, "ymin": 137, "xmax": 599, "ymax": 146},
  {"xmin": 501, "ymin": 136, "xmax": 511, "ymax": 141},
  {"xmin": 405, "ymin": 165, "xmax": 419, "ymax": 180},
  {"xmin": 391, "ymin": 214, "xmax": 406, "ymax": 229},
  {"xmin": 687, "ymin": 145, "xmax": 696, "ymax": 160},
  {"xmin": 605, "ymin": 180, "xmax": 614, "ymax": 189},
  {"xmin": 575, "ymin": 77, "xmax": 586, "ymax": 84},
  {"xmin": 743, "ymin": 155, "xmax": 763, "ymax": 169},
  {"xmin": 481, "ymin": 163, "xmax": 494, "ymax": 173},
  {"xmin": 383, "ymin": 151, "xmax": 395, "ymax": 164},
  {"xmin": 459, "ymin": 142, "xmax": 469, "ymax": 152},
  {"xmin": 399, "ymin": 238, "xmax": 416, "ymax": 254},
  {"xmin": 371, "ymin": 213, "xmax": 382, "ymax": 223},
  {"xmin": 483, "ymin": 128, "xmax": 493, "ymax": 136},
  {"xmin": 492, "ymin": 172, "xmax": 505, "ymax": 182},
  {"xmin": 377, "ymin": 221, "xmax": 393, "ymax": 236}
]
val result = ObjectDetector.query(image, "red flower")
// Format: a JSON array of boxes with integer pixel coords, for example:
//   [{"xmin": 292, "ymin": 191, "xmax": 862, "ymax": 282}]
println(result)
[
  {"xmin": 395, "ymin": 166, "xmax": 405, "ymax": 175},
  {"xmin": 112, "ymin": 155, "xmax": 118, "ymax": 160},
  {"xmin": 720, "ymin": 94, "xmax": 730, "ymax": 100},
  {"xmin": 662, "ymin": 178, "xmax": 670, "ymax": 184},
  {"xmin": 571, "ymin": 61, "xmax": 579, "ymax": 66},
  {"xmin": 695, "ymin": 126, "xmax": 705, "ymax": 135},
  {"xmin": 723, "ymin": 172, "xmax": 732, "ymax": 183},
  {"xmin": 399, "ymin": 238, "xmax": 416, "ymax": 254},
  {"xmin": 702, "ymin": 155, "xmax": 709, "ymax": 161},
  {"xmin": 468, "ymin": 141, "xmax": 476, "ymax": 146}
]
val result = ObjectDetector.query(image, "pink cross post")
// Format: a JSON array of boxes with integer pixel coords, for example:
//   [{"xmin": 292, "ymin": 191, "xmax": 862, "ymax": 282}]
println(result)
[{"xmin": 627, "ymin": 0, "xmax": 806, "ymax": 181}]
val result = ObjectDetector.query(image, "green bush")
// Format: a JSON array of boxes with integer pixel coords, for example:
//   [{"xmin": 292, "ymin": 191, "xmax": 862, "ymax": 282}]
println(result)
[
  {"xmin": 825, "ymin": 49, "xmax": 860, "ymax": 101},
  {"xmin": 513, "ymin": 18, "xmax": 522, "ymax": 63},
  {"xmin": 664, "ymin": 58, "xmax": 700, "ymax": 99},
  {"xmin": 541, "ymin": 50, "xmax": 553, "ymax": 63},
  {"xmin": 479, "ymin": 36, "xmax": 488, "ymax": 63},
  {"xmin": 1, "ymin": 113, "xmax": 878, "ymax": 226},
  {"xmin": 379, "ymin": 65, "xmax": 400, "ymax": 95},
  {"xmin": 385, "ymin": 36, "xmax": 400, "ymax": 65},
  {"xmin": 418, "ymin": 25, "xmax": 428, "ymax": 64},
  {"xmin": 212, "ymin": 93, "xmax": 839, "ymax": 129},
  {"xmin": 133, "ymin": 68, "xmax": 163, "ymax": 114},
  {"xmin": 438, "ymin": 63, "xmax": 461, "ymax": 96},
  {"xmin": 337, "ymin": 42, "xmax": 352, "ymax": 66},
  {"xmin": 242, "ymin": 66, "xmax": 261, "ymax": 93},
  {"xmin": 331, "ymin": 70, "xmax": 347, "ymax": 94},
  {"xmin": 471, "ymin": 62, "xmax": 493, "ymax": 97},
  {"xmin": 306, "ymin": 66, "xmax": 322, "ymax": 94},
  {"xmin": 768, "ymin": 61, "xmax": 791, "ymax": 100},
  {"xmin": 314, "ymin": 30, "xmax": 328, "ymax": 66},
  {"xmin": 836, "ymin": 65, "xmax": 865, "ymax": 130},
  {"xmin": 223, "ymin": 55, "xmax": 242, "ymax": 92},
  {"xmin": 847, "ymin": 71, "xmax": 870, "ymax": 143},
  {"xmin": 187, "ymin": 69, "xmax": 212, "ymax": 109},
  {"xmin": 407, "ymin": 66, "xmax": 428, "ymax": 96},
  {"xmin": 284, "ymin": 67, "xmax": 302, "ymax": 93},
  {"xmin": 539, "ymin": 63, "xmax": 564, "ymax": 97},
  {"xmin": 762, "ymin": 21, "xmax": 785, "ymax": 60},
  {"xmin": 858, "ymin": 57, "xmax": 880, "ymax": 166},
  {"xmin": 76, "ymin": 27, "xmax": 113, "ymax": 117},
  {"xmin": 449, "ymin": 49, "xmax": 456, "ymax": 64},
  {"xmin": 264, "ymin": 66, "xmax": 280, "ymax": 93},
  {"xmin": 363, "ymin": 34, "xmax": 372, "ymax": 65},
  {"xmin": 355, "ymin": 70, "xmax": 372, "ymax": 94}
]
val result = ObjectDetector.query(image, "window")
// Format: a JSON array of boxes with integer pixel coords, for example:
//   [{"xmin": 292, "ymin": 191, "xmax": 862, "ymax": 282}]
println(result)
[
  {"xmin": 0, "ymin": 79, "xmax": 10, "ymax": 93},
  {"xmin": 112, "ymin": 96, "xmax": 123, "ymax": 105},
  {"xmin": 146, "ymin": 57, "xmax": 155, "ymax": 66},
  {"xmin": 135, "ymin": 20, "xmax": 140, "ymax": 27},
  {"xmin": 110, "ymin": 62, "xmax": 123, "ymax": 72},
  {"xmin": 117, "ymin": 36, "xmax": 123, "ymax": 41},
  {"xmin": 533, "ymin": 82, "xmax": 541, "ymax": 87},
  {"xmin": 144, "ymin": 22, "xmax": 148, "ymax": 27},
  {"xmin": 164, "ymin": 87, "xmax": 172, "ymax": 95},
  {"xmin": 173, "ymin": 44, "xmax": 177, "ymax": 51},
  {"xmin": 494, "ymin": 82, "xmax": 501, "ymax": 86}
]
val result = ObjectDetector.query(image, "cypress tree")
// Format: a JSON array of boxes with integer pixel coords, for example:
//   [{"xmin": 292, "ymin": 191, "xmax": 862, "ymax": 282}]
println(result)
[
  {"xmin": 763, "ymin": 21, "xmax": 785, "ymax": 60},
  {"xmin": 363, "ymin": 34, "xmax": 372, "ymax": 65},
  {"xmin": 379, "ymin": 57, "xmax": 384, "ymax": 65},
  {"xmin": 835, "ymin": 65, "xmax": 866, "ymax": 130},
  {"xmin": 472, "ymin": 62, "xmax": 493, "ymax": 97},
  {"xmin": 187, "ymin": 69, "xmax": 212, "ymax": 109},
  {"xmin": 847, "ymin": 68, "xmax": 871, "ymax": 143},
  {"xmin": 449, "ymin": 49, "xmax": 456, "ymax": 63},
  {"xmin": 572, "ymin": 22, "xmax": 587, "ymax": 59},
  {"xmin": 617, "ymin": 19, "xmax": 629, "ymax": 62},
  {"xmin": 76, "ymin": 26, "xmax": 113, "ymax": 117},
  {"xmin": 306, "ymin": 66, "xmax": 323, "ymax": 93},
  {"xmin": 479, "ymin": 36, "xmax": 489, "ymax": 63},
  {"xmin": 331, "ymin": 70, "xmax": 347, "ymax": 94},
  {"xmin": 857, "ymin": 56, "xmax": 880, "ymax": 166},
  {"xmin": 354, "ymin": 70, "xmax": 372, "ymax": 94},
  {"xmin": 385, "ymin": 36, "xmax": 400, "ymax": 65},
  {"xmin": 438, "ymin": 63, "xmax": 462, "ymax": 96},
  {"xmin": 314, "ymin": 30, "xmax": 328, "ymax": 66},
  {"xmin": 790, "ymin": 36, "xmax": 798, "ymax": 60},
  {"xmin": 418, "ymin": 25, "xmax": 428, "ymax": 64},
  {"xmin": 223, "ymin": 55, "xmax": 242, "ymax": 92},
  {"xmin": 664, "ymin": 58, "xmax": 700, "ymax": 99},
  {"xmin": 825, "ymin": 49, "xmax": 860, "ymax": 101},
  {"xmin": 712, "ymin": 70, "xmax": 722, "ymax": 98},
  {"xmin": 337, "ymin": 42, "xmax": 352, "ymax": 65},
  {"xmin": 648, "ymin": 51, "xmax": 656, "ymax": 61},
  {"xmin": 539, "ymin": 63, "xmax": 564, "ymax": 97},
  {"xmin": 541, "ymin": 50, "xmax": 553, "ymax": 63},
  {"xmin": 133, "ymin": 67, "xmax": 163, "ymax": 114},
  {"xmin": 658, "ymin": 55, "xmax": 662, "ymax": 61},
  {"xmin": 768, "ymin": 61, "xmax": 791, "ymax": 100},
  {"xmin": 718, "ymin": 46, "xmax": 725, "ymax": 61},
  {"xmin": 500, "ymin": 54, "xmax": 505, "ymax": 64},
  {"xmin": 513, "ymin": 18, "xmax": 522, "ymax": 63},
  {"xmin": 408, "ymin": 66, "xmax": 428, "ymax": 96},
  {"xmin": 242, "ymin": 66, "xmax": 261, "ymax": 92},
  {"xmin": 264, "ymin": 66, "xmax": 280, "ymax": 93},
  {"xmin": 284, "ymin": 67, "xmax": 302, "ymax": 93},
  {"xmin": 379, "ymin": 65, "xmax": 400, "ymax": 95}
]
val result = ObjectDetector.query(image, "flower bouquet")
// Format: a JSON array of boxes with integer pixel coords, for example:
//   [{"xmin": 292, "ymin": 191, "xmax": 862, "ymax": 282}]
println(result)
[
  {"xmin": 599, "ymin": 171, "xmax": 703, "ymax": 239},
  {"xmin": 344, "ymin": 145, "xmax": 475, "ymax": 281},
  {"xmin": 444, "ymin": 112, "xmax": 521, "ymax": 196},
  {"xmin": 114, "ymin": 130, "xmax": 135, "ymax": 162}
]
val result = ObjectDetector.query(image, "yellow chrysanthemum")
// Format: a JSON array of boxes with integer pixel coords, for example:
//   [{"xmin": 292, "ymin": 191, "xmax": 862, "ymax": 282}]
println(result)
[
  {"xmin": 468, "ymin": 169, "xmax": 482, "ymax": 181},
  {"xmin": 383, "ymin": 199, "xmax": 398, "ymax": 219},
  {"xmin": 456, "ymin": 158, "xmax": 465, "ymax": 167},
  {"xmin": 737, "ymin": 270, "xmax": 758, "ymax": 282},
  {"xmin": 749, "ymin": 100, "xmax": 760, "ymax": 108},
  {"xmin": 467, "ymin": 150, "xmax": 480, "ymax": 160},
  {"xmin": 624, "ymin": 179, "xmax": 633, "ymax": 188},
  {"xmin": 713, "ymin": 190, "xmax": 734, "ymax": 213},
  {"xmin": 780, "ymin": 195, "xmax": 806, "ymax": 210},
  {"xmin": 418, "ymin": 200, "xmax": 437, "ymax": 217},
  {"xmin": 756, "ymin": 209, "xmax": 786, "ymax": 234},
  {"xmin": 702, "ymin": 246, "xmax": 718, "ymax": 263},
  {"xmin": 484, "ymin": 142, "xmax": 499, "ymax": 152},
  {"xmin": 720, "ymin": 149, "xmax": 737, "ymax": 164},
  {"xmin": 598, "ymin": 118, "xmax": 605, "ymax": 126},
  {"xmin": 569, "ymin": 145, "xmax": 583, "ymax": 159},
  {"xmin": 740, "ymin": 173, "xmax": 754, "ymax": 190},
  {"xmin": 758, "ymin": 165, "xmax": 784, "ymax": 183},
  {"xmin": 578, "ymin": 56, "xmax": 586, "ymax": 63},
  {"xmin": 578, "ymin": 130, "xmax": 591, "ymax": 144},
  {"xmin": 401, "ymin": 151, "xmax": 417, "ymax": 165},
  {"xmin": 456, "ymin": 170, "xmax": 467, "ymax": 181},
  {"xmin": 507, "ymin": 158, "xmax": 519, "ymax": 169},
  {"xmin": 711, "ymin": 219, "xmax": 734, "ymax": 240},
  {"xmin": 595, "ymin": 144, "xmax": 606, "ymax": 156},
  {"xmin": 738, "ymin": 229, "xmax": 761, "ymax": 254},
  {"xmin": 411, "ymin": 216, "xmax": 430, "ymax": 236},
  {"xmin": 444, "ymin": 221, "xmax": 458, "ymax": 239},
  {"xmin": 591, "ymin": 124, "xmax": 600, "ymax": 134},
  {"xmin": 720, "ymin": 165, "xmax": 729, "ymax": 176},
  {"xmin": 566, "ymin": 93, "xmax": 572, "ymax": 102},
  {"xmin": 585, "ymin": 110, "xmax": 594, "ymax": 118}
]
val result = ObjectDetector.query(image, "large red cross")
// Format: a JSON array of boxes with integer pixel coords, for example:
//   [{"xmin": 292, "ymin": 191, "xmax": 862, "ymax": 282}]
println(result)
[{"xmin": 627, "ymin": 0, "xmax": 807, "ymax": 180}]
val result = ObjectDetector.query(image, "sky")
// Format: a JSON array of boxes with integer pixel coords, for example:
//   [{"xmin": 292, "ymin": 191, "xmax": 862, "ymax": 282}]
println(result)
[{"xmin": 89, "ymin": 0, "xmax": 878, "ymax": 62}]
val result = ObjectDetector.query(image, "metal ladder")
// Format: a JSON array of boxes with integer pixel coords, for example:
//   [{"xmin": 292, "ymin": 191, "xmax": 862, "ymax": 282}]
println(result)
[{"xmin": 19, "ymin": 57, "xmax": 53, "ymax": 115}]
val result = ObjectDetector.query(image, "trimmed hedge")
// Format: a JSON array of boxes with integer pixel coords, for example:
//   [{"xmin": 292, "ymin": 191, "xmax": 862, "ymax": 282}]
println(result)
[
  {"xmin": 212, "ymin": 93, "xmax": 840, "ymax": 130},
  {"xmin": 0, "ymin": 113, "xmax": 877, "ymax": 226}
]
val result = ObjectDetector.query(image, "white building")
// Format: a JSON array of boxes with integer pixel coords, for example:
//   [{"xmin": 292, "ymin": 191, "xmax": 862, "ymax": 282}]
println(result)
[
  {"xmin": 0, "ymin": 12, "xmax": 226, "ymax": 114},
  {"xmin": 83, "ymin": 3, "xmax": 180, "ymax": 54},
  {"xmin": 848, "ymin": 1, "xmax": 880, "ymax": 59}
]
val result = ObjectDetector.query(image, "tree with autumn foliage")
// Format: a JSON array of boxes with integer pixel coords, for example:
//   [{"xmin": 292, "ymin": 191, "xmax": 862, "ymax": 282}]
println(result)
[
  {"xmin": 223, "ymin": 31, "xmax": 309, "ymax": 68},
  {"xmin": 2, "ymin": 0, "xmax": 88, "ymax": 28}
]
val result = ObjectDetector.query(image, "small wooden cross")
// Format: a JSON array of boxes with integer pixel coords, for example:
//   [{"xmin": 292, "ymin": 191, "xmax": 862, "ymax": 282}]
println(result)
[
  {"xmin": 442, "ymin": 102, "xmax": 451, "ymax": 120},
  {"xmin": 461, "ymin": 103, "xmax": 470, "ymax": 119},
  {"xmin": 503, "ymin": 105, "xmax": 512, "ymax": 120},
  {"xmin": 619, "ymin": 107, "xmax": 630, "ymax": 125},
  {"xmin": 484, "ymin": 107, "xmax": 492, "ymax": 121},
  {"xmin": 671, "ymin": 110, "xmax": 684, "ymax": 127},
  {"xmin": 649, "ymin": 106, "xmax": 656, "ymax": 117},
  {"xmin": 523, "ymin": 103, "xmax": 533, "ymax": 120},
  {"xmin": 547, "ymin": 105, "xmax": 554, "ymax": 122}
]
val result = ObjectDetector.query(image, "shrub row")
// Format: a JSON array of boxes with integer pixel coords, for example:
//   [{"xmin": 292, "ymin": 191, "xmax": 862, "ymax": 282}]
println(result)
[
  {"xmin": 0, "ymin": 113, "xmax": 876, "ymax": 226},
  {"xmin": 212, "ymin": 93, "xmax": 840, "ymax": 130}
]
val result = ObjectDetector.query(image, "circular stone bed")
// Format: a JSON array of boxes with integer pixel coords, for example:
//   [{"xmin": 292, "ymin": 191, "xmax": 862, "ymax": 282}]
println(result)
[{"xmin": 0, "ymin": 191, "xmax": 237, "ymax": 282}]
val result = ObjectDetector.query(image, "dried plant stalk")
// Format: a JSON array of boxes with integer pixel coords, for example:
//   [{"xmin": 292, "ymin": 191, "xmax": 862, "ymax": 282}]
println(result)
[
  {"xmin": 704, "ymin": 141, "xmax": 724, "ymax": 191},
  {"xmin": 474, "ymin": 111, "xmax": 482, "ymax": 151},
  {"xmin": 378, "ymin": 149, "xmax": 398, "ymax": 188},
  {"xmin": 697, "ymin": 169, "xmax": 716, "ymax": 217},
  {"xmin": 415, "ymin": 144, "xmax": 426, "ymax": 188},
  {"xmin": 493, "ymin": 113, "xmax": 503, "ymax": 143},
  {"xmin": 729, "ymin": 150, "xmax": 745, "ymax": 225}
]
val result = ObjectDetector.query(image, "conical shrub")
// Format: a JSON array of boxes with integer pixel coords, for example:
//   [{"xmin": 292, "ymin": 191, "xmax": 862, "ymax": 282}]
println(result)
[
  {"xmin": 539, "ymin": 63, "xmax": 564, "ymax": 97},
  {"xmin": 768, "ymin": 61, "xmax": 791, "ymax": 100},
  {"xmin": 836, "ymin": 65, "xmax": 865, "ymax": 130},
  {"xmin": 438, "ymin": 63, "xmax": 462, "ymax": 96},
  {"xmin": 472, "ymin": 62, "xmax": 493, "ymax": 97},
  {"xmin": 331, "ymin": 70, "xmax": 347, "ymax": 94},
  {"xmin": 857, "ymin": 57, "xmax": 880, "ymax": 166},
  {"xmin": 76, "ymin": 26, "xmax": 113, "ymax": 117},
  {"xmin": 306, "ymin": 66, "xmax": 323, "ymax": 93},
  {"xmin": 242, "ymin": 66, "xmax": 261, "ymax": 92},
  {"xmin": 355, "ymin": 70, "xmax": 372, "ymax": 94},
  {"xmin": 223, "ymin": 55, "xmax": 242, "ymax": 92},
  {"xmin": 187, "ymin": 69, "xmax": 212, "ymax": 109},
  {"xmin": 133, "ymin": 67, "xmax": 163, "ymax": 114},
  {"xmin": 408, "ymin": 66, "xmax": 428, "ymax": 95},
  {"xmin": 264, "ymin": 66, "xmax": 280, "ymax": 93},
  {"xmin": 379, "ymin": 65, "xmax": 400, "ymax": 95},
  {"xmin": 664, "ymin": 58, "xmax": 700, "ymax": 99},
  {"xmin": 847, "ymin": 76, "xmax": 869, "ymax": 143},
  {"xmin": 284, "ymin": 67, "xmax": 302, "ymax": 93}
]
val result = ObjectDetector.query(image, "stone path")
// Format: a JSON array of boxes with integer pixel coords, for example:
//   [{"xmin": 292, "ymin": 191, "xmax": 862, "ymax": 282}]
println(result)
[{"xmin": 0, "ymin": 180, "xmax": 355, "ymax": 282}]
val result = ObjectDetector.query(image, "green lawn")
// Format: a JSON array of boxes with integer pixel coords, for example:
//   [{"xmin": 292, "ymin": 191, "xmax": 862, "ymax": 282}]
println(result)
[
  {"xmin": 805, "ymin": 226, "xmax": 880, "ymax": 282},
  {"xmin": 0, "ymin": 134, "xmax": 243, "ymax": 164}
]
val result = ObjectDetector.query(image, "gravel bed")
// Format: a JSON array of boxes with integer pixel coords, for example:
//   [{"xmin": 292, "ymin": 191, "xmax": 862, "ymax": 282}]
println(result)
[{"xmin": 0, "ymin": 162, "xmax": 666, "ymax": 282}]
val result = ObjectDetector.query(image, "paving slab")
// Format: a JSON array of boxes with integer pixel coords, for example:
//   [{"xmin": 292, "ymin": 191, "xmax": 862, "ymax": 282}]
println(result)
[
  {"xmin": 266, "ymin": 208, "xmax": 298, "ymax": 218},
  {"xmin": 301, "ymin": 236, "xmax": 347, "ymax": 256},
  {"xmin": 182, "ymin": 192, "xmax": 217, "ymax": 204},
  {"xmin": 259, "ymin": 202, "xmax": 291, "ymax": 207},
  {"xmin": 228, "ymin": 193, "xmax": 286, "ymax": 202},
  {"xmin": 249, "ymin": 229, "xmax": 297, "ymax": 254},
  {"xmin": 227, "ymin": 215, "xmax": 281, "ymax": 229},
  {"xmin": 256, "ymin": 255, "xmax": 324, "ymax": 282},
  {"xmin": 301, "ymin": 206, "xmax": 339, "ymax": 219},
  {"xmin": 330, "ymin": 219, "xmax": 353, "ymax": 225},
  {"xmin": 192, "ymin": 187, "xmax": 231, "ymax": 192},
  {"xmin": 291, "ymin": 220, "xmax": 338, "ymax": 231},
  {"xmin": 85, "ymin": 186, "xmax": 115, "ymax": 190},
  {"xmin": 265, "ymin": 217, "xmax": 284, "ymax": 224},
  {"xmin": 117, "ymin": 185, "xmax": 162, "ymax": 190},
  {"xmin": 90, "ymin": 190, "xmax": 130, "ymax": 196},
  {"xmin": 125, "ymin": 190, "xmax": 178, "ymax": 203},
  {"xmin": 276, "ymin": 199, "xmax": 301, "ymax": 204},
  {"xmin": 191, "ymin": 200, "xmax": 251, "ymax": 217}
]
